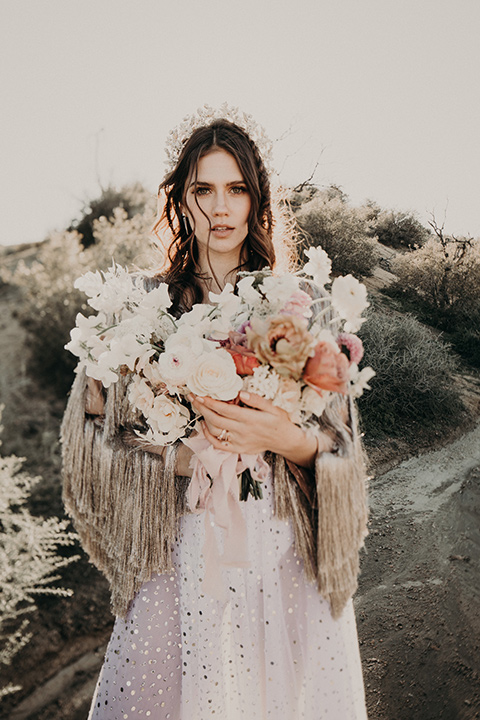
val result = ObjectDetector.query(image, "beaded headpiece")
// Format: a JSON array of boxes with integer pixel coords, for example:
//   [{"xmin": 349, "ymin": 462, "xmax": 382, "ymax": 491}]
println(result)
[{"xmin": 164, "ymin": 103, "xmax": 275, "ymax": 176}]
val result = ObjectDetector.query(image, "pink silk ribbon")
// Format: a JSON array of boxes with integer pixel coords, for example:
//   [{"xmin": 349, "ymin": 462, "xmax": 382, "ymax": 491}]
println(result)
[{"xmin": 182, "ymin": 427, "xmax": 270, "ymax": 602}]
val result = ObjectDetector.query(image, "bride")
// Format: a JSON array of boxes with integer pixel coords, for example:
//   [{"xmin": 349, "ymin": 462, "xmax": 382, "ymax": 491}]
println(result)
[{"xmin": 62, "ymin": 106, "xmax": 369, "ymax": 719}]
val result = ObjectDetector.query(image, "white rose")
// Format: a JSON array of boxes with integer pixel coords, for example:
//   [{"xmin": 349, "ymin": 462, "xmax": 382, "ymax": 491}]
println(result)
[
  {"xmin": 186, "ymin": 349, "xmax": 243, "ymax": 401},
  {"xmin": 157, "ymin": 333, "xmax": 210, "ymax": 387},
  {"xmin": 145, "ymin": 395, "xmax": 190, "ymax": 443}
]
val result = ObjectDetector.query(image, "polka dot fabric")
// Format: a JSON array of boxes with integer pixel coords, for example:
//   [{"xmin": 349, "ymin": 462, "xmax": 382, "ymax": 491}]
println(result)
[{"xmin": 88, "ymin": 472, "xmax": 367, "ymax": 719}]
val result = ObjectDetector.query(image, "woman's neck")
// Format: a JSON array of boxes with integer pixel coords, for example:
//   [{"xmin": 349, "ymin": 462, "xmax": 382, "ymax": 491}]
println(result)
[{"xmin": 197, "ymin": 252, "xmax": 243, "ymax": 300}]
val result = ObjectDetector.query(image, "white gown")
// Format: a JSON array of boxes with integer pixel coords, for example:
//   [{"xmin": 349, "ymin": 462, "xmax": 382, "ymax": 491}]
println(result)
[{"xmin": 88, "ymin": 469, "xmax": 367, "ymax": 720}]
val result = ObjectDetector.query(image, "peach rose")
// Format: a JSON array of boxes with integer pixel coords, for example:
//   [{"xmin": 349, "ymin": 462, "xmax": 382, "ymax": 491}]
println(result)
[
  {"xmin": 303, "ymin": 341, "xmax": 349, "ymax": 395},
  {"xmin": 246, "ymin": 314, "xmax": 315, "ymax": 380}
]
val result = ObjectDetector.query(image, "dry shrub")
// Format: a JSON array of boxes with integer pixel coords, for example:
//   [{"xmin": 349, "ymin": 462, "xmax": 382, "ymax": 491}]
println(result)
[
  {"xmin": 389, "ymin": 228, "xmax": 480, "ymax": 366},
  {"xmin": 371, "ymin": 210, "xmax": 430, "ymax": 250},
  {"xmin": 295, "ymin": 190, "xmax": 378, "ymax": 278},
  {"xmin": 391, "ymin": 236, "xmax": 480, "ymax": 320},
  {"xmin": 358, "ymin": 311, "xmax": 464, "ymax": 436}
]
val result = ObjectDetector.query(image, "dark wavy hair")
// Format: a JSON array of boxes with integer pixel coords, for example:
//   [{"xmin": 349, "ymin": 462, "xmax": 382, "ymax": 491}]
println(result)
[{"xmin": 153, "ymin": 119, "xmax": 283, "ymax": 313}]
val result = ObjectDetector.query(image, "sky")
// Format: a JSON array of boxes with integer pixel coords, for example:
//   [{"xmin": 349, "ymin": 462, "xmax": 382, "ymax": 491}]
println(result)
[{"xmin": 1, "ymin": 0, "xmax": 479, "ymax": 247}]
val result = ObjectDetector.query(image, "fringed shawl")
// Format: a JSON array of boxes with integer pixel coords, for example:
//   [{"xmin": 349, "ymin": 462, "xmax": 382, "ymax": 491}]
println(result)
[{"xmin": 61, "ymin": 368, "xmax": 368, "ymax": 620}]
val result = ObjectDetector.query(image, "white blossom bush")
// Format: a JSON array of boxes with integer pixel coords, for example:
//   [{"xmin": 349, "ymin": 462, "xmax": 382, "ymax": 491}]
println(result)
[
  {"xmin": 295, "ymin": 190, "xmax": 378, "ymax": 278},
  {"xmin": 2, "ymin": 185, "xmax": 157, "ymax": 395},
  {"xmin": 0, "ymin": 407, "xmax": 78, "ymax": 699}
]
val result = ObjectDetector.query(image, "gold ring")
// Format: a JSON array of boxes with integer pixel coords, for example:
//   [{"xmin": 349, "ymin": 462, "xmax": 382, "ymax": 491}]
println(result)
[{"xmin": 217, "ymin": 429, "xmax": 228, "ymax": 441}]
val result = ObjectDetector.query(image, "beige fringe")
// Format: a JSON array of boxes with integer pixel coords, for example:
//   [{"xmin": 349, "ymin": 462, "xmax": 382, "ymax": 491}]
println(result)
[
  {"xmin": 61, "ymin": 369, "xmax": 184, "ymax": 618},
  {"xmin": 62, "ymin": 369, "xmax": 368, "ymax": 621},
  {"xmin": 274, "ymin": 395, "xmax": 369, "ymax": 620}
]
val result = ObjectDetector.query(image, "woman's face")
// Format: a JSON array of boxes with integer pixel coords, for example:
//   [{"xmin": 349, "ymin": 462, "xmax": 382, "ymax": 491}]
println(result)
[{"xmin": 184, "ymin": 148, "xmax": 251, "ymax": 270}]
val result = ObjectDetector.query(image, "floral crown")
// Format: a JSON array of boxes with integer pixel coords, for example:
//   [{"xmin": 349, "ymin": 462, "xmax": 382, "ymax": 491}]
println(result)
[{"xmin": 164, "ymin": 103, "xmax": 275, "ymax": 176}]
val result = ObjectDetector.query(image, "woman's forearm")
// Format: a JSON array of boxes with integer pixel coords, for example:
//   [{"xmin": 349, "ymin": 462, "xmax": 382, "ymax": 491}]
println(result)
[{"xmin": 270, "ymin": 423, "xmax": 335, "ymax": 470}]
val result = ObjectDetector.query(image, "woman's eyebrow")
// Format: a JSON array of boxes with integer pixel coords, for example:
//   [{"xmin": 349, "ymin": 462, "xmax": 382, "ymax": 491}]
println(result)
[{"xmin": 188, "ymin": 180, "xmax": 246, "ymax": 189}]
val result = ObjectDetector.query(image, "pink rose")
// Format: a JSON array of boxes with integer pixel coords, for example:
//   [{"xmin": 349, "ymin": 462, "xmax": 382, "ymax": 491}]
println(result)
[{"xmin": 303, "ymin": 342, "xmax": 349, "ymax": 395}]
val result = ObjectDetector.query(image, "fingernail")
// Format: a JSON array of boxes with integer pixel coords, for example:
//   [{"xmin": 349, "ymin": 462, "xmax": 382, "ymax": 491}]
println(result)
[
  {"xmin": 240, "ymin": 391, "xmax": 250, "ymax": 400},
  {"xmin": 195, "ymin": 396, "xmax": 205, "ymax": 404}
]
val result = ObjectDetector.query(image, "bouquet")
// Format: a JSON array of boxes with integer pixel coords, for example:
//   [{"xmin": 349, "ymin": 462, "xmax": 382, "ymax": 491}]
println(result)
[{"xmin": 66, "ymin": 246, "xmax": 374, "ymax": 498}]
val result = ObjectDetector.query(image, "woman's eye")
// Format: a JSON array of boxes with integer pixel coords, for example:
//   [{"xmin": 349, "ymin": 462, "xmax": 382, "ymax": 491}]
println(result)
[
  {"xmin": 231, "ymin": 186, "xmax": 247, "ymax": 195},
  {"xmin": 194, "ymin": 187, "xmax": 210, "ymax": 196}
]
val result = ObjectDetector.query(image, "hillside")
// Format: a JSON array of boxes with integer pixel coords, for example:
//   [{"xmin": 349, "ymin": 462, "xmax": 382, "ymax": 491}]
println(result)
[{"xmin": 1, "ymin": 240, "xmax": 480, "ymax": 719}]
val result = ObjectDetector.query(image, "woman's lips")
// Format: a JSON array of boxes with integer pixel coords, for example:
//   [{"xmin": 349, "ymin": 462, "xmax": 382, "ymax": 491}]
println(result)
[{"xmin": 211, "ymin": 225, "xmax": 234, "ymax": 238}]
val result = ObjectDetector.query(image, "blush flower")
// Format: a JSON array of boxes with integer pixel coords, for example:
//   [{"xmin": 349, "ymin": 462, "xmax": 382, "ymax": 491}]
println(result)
[
  {"xmin": 280, "ymin": 290, "xmax": 313, "ymax": 318},
  {"xmin": 336, "ymin": 333, "xmax": 364, "ymax": 364},
  {"xmin": 144, "ymin": 394, "xmax": 190, "ymax": 444},
  {"xmin": 246, "ymin": 314, "xmax": 316, "ymax": 380}
]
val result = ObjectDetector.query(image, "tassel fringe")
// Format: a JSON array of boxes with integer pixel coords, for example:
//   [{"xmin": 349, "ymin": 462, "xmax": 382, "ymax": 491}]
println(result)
[{"xmin": 61, "ymin": 369, "xmax": 368, "ymax": 621}]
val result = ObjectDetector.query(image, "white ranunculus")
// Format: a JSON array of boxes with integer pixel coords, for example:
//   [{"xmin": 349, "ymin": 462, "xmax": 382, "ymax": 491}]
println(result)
[
  {"xmin": 331, "ymin": 275, "xmax": 369, "ymax": 332},
  {"xmin": 145, "ymin": 395, "xmax": 190, "ymax": 443},
  {"xmin": 128, "ymin": 376, "xmax": 155, "ymax": 415},
  {"xmin": 156, "ymin": 332, "xmax": 214, "ymax": 388},
  {"xmin": 186, "ymin": 349, "xmax": 243, "ymax": 401},
  {"xmin": 303, "ymin": 246, "xmax": 332, "ymax": 287},
  {"xmin": 157, "ymin": 346, "xmax": 195, "ymax": 387}
]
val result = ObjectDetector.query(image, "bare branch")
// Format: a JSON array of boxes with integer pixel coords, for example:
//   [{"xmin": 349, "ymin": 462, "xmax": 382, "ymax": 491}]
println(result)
[{"xmin": 293, "ymin": 161, "xmax": 320, "ymax": 192}]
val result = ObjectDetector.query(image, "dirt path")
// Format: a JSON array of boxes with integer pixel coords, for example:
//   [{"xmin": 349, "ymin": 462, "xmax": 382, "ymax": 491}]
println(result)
[{"xmin": 357, "ymin": 424, "xmax": 480, "ymax": 720}]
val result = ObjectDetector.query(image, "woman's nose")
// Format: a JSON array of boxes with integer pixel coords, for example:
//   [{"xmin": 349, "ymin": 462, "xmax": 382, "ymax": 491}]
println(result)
[{"xmin": 213, "ymin": 191, "xmax": 228, "ymax": 215}]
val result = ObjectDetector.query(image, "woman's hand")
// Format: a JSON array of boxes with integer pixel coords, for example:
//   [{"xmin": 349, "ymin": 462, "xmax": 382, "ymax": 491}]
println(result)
[{"xmin": 189, "ymin": 391, "xmax": 332, "ymax": 469}]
